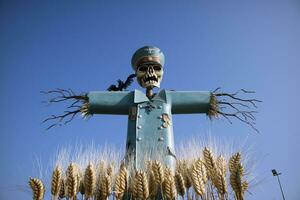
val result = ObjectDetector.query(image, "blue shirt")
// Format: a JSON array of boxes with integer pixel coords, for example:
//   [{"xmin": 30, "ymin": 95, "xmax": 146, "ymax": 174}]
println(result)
[{"xmin": 87, "ymin": 89, "xmax": 211, "ymax": 170}]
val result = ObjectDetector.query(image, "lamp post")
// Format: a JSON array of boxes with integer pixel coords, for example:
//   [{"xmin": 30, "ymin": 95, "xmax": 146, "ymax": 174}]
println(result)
[{"xmin": 272, "ymin": 169, "xmax": 286, "ymax": 200}]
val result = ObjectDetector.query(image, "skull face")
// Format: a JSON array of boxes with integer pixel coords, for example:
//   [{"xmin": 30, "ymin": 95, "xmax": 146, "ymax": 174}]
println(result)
[{"xmin": 136, "ymin": 62, "xmax": 164, "ymax": 88}]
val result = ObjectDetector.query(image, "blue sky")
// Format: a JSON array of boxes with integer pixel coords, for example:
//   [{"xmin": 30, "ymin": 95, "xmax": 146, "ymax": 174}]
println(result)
[{"xmin": 1, "ymin": 1, "xmax": 300, "ymax": 199}]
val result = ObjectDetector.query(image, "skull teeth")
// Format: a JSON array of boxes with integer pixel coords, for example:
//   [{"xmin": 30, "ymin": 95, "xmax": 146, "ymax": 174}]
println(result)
[
  {"xmin": 143, "ymin": 75, "xmax": 158, "ymax": 84},
  {"xmin": 145, "ymin": 80, "xmax": 157, "ymax": 84}
]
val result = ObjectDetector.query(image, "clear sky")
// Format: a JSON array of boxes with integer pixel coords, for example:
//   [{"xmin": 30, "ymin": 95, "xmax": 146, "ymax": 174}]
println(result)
[{"xmin": 1, "ymin": 1, "xmax": 300, "ymax": 199}]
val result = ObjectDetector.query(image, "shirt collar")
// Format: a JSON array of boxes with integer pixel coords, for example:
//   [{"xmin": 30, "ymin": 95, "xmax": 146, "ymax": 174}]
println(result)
[{"xmin": 134, "ymin": 89, "xmax": 167, "ymax": 103}]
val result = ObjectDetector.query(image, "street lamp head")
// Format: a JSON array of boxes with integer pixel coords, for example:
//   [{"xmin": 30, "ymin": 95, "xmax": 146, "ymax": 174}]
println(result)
[
  {"xmin": 272, "ymin": 169, "xmax": 278, "ymax": 176},
  {"xmin": 272, "ymin": 169, "xmax": 282, "ymax": 176}
]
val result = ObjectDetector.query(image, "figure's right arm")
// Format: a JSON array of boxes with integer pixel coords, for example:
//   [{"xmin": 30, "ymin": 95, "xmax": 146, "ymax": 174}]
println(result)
[{"xmin": 86, "ymin": 91, "xmax": 134, "ymax": 115}]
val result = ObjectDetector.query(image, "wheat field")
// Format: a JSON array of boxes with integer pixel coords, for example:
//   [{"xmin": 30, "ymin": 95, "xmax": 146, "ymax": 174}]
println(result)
[{"xmin": 28, "ymin": 139, "xmax": 253, "ymax": 200}]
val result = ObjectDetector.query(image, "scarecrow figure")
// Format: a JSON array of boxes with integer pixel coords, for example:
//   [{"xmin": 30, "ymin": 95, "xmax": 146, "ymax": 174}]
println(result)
[{"xmin": 43, "ymin": 46, "xmax": 260, "ymax": 171}]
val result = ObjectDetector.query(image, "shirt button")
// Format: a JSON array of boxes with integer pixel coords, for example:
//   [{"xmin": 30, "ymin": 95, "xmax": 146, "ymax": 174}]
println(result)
[
  {"xmin": 138, "ymin": 115, "xmax": 142, "ymax": 118},
  {"xmin": 158, "ymin": 137, "xmax": 164, "ymax": 141},
  {"xmin": 137, "ymin": 125, "xmax": 142, "ymax": 129},
  {"xmin": 137, "ymin": 137, "xmax": 142, "ymax": 141},
  {"xmin": 157, "ymin": 105, "xmax": 162, "ymax": 109},
  {"xmin": 158, "ymin": 126, "xmax": 163, "ymax": 130}
]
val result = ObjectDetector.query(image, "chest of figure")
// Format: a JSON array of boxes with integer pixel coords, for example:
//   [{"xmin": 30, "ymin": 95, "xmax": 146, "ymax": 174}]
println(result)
[
  {"xmin": 135, "ymin": 101, "xmax": 172, "ymax": 138},
  {"xmin": 127, "ymin": 100, "xmax": 174, "ymax": 168},
  {"xmin": 127, "ymin": 100, "xmax": 173, "ymax": 148}
]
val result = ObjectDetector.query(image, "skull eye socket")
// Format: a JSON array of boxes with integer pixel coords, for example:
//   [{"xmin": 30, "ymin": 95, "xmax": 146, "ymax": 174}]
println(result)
[
  {"xmin": 153, "ymin": 65, "xmax": 162, "ymax": 71},
  {"xmin": 138, "ymin": 66, "xmax": 148, "ymax": 72}
]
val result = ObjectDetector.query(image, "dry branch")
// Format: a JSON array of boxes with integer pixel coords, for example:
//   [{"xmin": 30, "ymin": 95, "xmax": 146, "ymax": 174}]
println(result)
[
  {"xmin": 210, "ymin": 88, "xmax": 262, "ymax": 132},
  {"xmin": 41, "ymin": 88, "xmax": 89, "ymax": 129}
]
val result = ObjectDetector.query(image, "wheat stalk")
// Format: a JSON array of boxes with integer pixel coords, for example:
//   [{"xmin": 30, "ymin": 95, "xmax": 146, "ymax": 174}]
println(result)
[
  {"xmin": 162, "ymin": 167, "xmax": 177, "ymax": 200},
  {"xmin": 84, "ymin": 163, "xmax": 96, "ymax": 198},
  {"xmin": 28, "ymin": 177, "xmax": 45, "ymax": 200},
  {"xmin": 65, "ymin": 163, "xmax": 78, "ymax": 200},
  {"xmin": 50, "ymin": 166, "xmax": 62, "ymax": 200},
  {"xmin": 114, "ymin": 162, "xmax": 128, "ymax": 200}
]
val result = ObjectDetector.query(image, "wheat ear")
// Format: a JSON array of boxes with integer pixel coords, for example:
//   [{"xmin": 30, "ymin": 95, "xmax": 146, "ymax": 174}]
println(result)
[
  {"xmin": 99, "ymin": 174, "xmax": 112, "ymax": 200},
  {"xmin": 152, "ymin": 160, "xmax": 164, "ymax": 185},
  {"xmin": 137, "ymin": 170, "xmax": 149, "ymax": 200},
  {"xmin": 28, "ymin": 177, "xmax": 45, "ymax": 200},
  {"xmin": 178, "ymin": 160, "xmax": 192, "ymax": 190},
  {"xmin": 148, "ymin": 169, "xmax": 158, "ymax": 199},
  {"xmin": 145, "ymin": 160, "xmax": 157, "ymax": 198},
  {"xmin": 190, "ymin": 161, "xmax": 205, "ymax": 198},
  {"xmin": 203, "ymin": 147, "xmax": 216, "ymax": 179},
  {"xmin": 51, "ymin": 166, "xmax": 62, "ymax": 199},
  {"xmin": 66, "ymin": 163, "xmax": 78, "ymax": 200},
  {"xmin": 174, "ymin": 171, "xmax": 186, "ymax": 197},
  {"xmin": 114, "ymin": 162, "xmax": 128, "ymax": 200},
  {"xmin": 84, "ymin": 163, "xmax": 96, "ymax": 199},
  {"xmin": 214, "ymin": 156, "xmax": 227, "ymax": 198},
  {"xmin": 229, "ymin": 152, "xmax": 247, "ymax": 200},
  {"xmin": 58, "ymin": 178, "xmax": 65, "ymax": 199},
  {"xmin": 106, "ymin": 163, "xmax": 114, "ymax": 177},
  {"xmin": 162, "ymin": 167, "xmax": 177, "ymax": 200}
]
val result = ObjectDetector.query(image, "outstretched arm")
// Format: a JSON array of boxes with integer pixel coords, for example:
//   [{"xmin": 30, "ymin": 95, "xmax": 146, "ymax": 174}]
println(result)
[
  {"xmin": 42, "ymin": 89, "xmax": 133, "ymax": 129},
  {"xmin": 169, "ymin": 88, "xmax": 261, "ymax": 132}
]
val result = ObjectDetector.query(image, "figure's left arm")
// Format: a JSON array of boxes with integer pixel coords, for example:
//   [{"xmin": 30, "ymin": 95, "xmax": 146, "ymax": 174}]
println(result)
[
  {"xmin": 169, "ymin": 88, "xmax": 261, "ymax": 132},
  {"xmin": 168, "ymin": 91, "xmax": 212, "ymax": 114}
]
